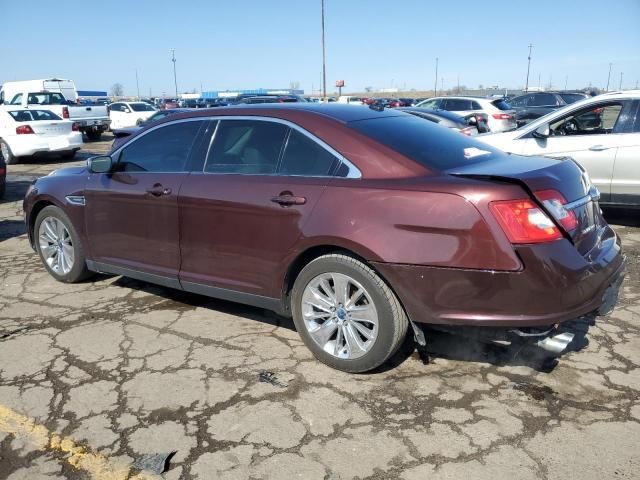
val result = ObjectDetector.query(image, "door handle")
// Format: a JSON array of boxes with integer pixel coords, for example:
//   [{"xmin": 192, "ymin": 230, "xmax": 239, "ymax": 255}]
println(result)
[
  {"xmin": 146, "ymin": 184, "xmax": 172, "ymax": 196},
  {"xmin": 271, "ymin": 193, "xmax": 307, "ymax": 206},
  {"xmin": 589, "ymin": 145, "xmax": 610, "ymax": 151}
]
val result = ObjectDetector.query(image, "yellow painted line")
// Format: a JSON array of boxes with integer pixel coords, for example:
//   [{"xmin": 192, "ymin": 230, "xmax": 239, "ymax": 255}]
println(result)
[{"xmin": 0, "ymin": 404, "xmax": 154, "ymax": 480}]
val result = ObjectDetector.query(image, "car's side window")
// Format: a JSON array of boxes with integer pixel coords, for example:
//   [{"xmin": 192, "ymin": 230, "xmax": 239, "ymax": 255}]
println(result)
[
  {"xmin": 549, "ymin": 102, "xmax": 624, "ymax": 136},
  {"xmin": 509, "ymin": 95, "xmax": 527, "ymax": 107},
  {"xmin": 530, "ymin": 93, "xmax": 557, "ymax": 107},
  {"xmin": 10, "ymin": 94, "xmax": 22, "ymax": 105},
  {"xmin": 278, "ymin": 129, "xmax": 340, "ymax": 176},
  {"xmin": 419, "ymin": 99, "xmax": 440, "ymax": 109},
  {"xmin": 471, "ymin": 101, "xmax": 482, "ymax": 110},
  {"xmin": 204, "ymin": 120, "xmax": 288, "ymax": 174},
  {"xmin": 445, "ymin": 99, "xmax": 471, "ymax": 111},
  {"xmin": 117, "ymin": 120, "xmax": 203, "ymax": 172},
  {"xmin": 110, "ymin": 103, "xmax": 122, "ymax": 112}
]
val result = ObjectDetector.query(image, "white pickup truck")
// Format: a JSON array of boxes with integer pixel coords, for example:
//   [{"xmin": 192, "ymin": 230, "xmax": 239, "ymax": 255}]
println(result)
[{"xmin": 0, "ymin": 79, "xmax": 111, "ymax": 141}]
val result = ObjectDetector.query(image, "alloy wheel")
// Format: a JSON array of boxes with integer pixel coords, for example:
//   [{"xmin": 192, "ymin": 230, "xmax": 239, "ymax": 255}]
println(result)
[
  {"xmin": 38, "ymin": 217, "xmax": 75, "ymax": 275},
  {"xmin": 301, "ymin": 272, "xmax": 379, "ymax": 359}
]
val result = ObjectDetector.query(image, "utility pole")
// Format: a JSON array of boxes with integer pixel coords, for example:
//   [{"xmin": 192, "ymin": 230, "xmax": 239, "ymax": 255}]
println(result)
[
  {"xmin": 171, "ymin": 49, "xmax": 178, "ymax": 98},
  {"xmin": 441, "ymin": 77, "xmax": 444, "ymax": 93},
  {"xmin": 434, "ymin": 57, "xmax": 438, "ymax": 96},
  {"xmin": 321, "ymin": 0, "xmax": 327, "ymax": 102},
  {"xmin": 564, "ymin": 75, "xmax": 568, "ymax": 90},
  {"xmin": 457, "ymin": 74, "xmax": 460, "ymax": 93},
  {"xmin": 538, "ymin": 73, "xmax": 541, "ymax": 90},
  {"xmin": 135, "ymin": 69, "xmax": 140, "ymax": 99},
  {"xmin": 606, "ymin": 63, "xmax": 612, "ymax": 91},
  {"xmin": 619, "ymin": 72, "xmax": 623, "ymax": 90},
  {"xmin": 524, "ymin": 43, "xmax": 533, "ymax": 93}
]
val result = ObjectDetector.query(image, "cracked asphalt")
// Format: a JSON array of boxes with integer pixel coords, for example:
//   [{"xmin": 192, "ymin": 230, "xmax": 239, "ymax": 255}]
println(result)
[{"xmin": 1, "ymin": 134, "xmax": 639, "ymax": 479}]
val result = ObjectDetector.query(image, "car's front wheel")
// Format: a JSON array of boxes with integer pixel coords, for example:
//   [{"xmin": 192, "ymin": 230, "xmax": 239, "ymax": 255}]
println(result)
[
  {"xmin": 291, "ymin": 254, "xmax": 408, "ymax": 373},
  {"xmin": 35, "ymin": 206, "xmax": 93, "ymax": 283}
]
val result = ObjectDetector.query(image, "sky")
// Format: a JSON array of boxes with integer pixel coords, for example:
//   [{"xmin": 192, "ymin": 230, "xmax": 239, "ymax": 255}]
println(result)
[{"xmin": 2, "ymin": 0, "xmax": 639, "ymax": 96}]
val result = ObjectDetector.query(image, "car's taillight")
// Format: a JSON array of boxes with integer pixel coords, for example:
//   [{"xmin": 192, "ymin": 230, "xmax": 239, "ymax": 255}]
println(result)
[
  {"xmin": 490, "ymin": 199, "xmax": 562, "ymax": 244},
  {"xmin": 459, "ymin": 126, "xmax": 475, "ymax": 136},
  {"xmin": 16, "ymin": 125, "xmax": 35, "ymax": 134},
  {"xmin": 492, "ymin": 113, "xmax": 512, "ymax": 120},
  {"xmin": 0, "ymin": 167, "xmax": 5, "ymax": 175},
  {"xmin": 62, "ymin": 106, "xmax": 69, "ymax": 119},
  {"xmin": 534, "ymin": 189, "xmax": 578, "ymax": 232},
  {"xmin": 72, "ymin": 122, "xmax": 79, "ymax": 131}
]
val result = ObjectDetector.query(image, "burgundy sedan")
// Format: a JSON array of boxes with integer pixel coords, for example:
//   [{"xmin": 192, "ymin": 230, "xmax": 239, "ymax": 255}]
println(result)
[{"xmin": 23, "ymin": 104, "xmax": 625, "ymax": 372}]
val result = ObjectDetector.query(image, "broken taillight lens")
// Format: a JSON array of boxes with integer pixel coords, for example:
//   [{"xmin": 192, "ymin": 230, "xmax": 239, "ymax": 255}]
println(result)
[{"xmin": 535, "ymin": 189, "xmax": 579, "ymax": 232}]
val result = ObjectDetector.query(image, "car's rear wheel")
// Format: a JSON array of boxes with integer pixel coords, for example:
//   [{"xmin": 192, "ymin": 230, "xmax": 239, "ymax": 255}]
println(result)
[
  {"xmin": 35, "ymin": 206, "xmax": 93, "ymax": 283},
  {"xmin": 291, "ymin": 254, "xmax": 408, "ymax": 373},
  {"xmin": 1, "ymin": 140, "xmax": 18, "ymax": 165}
]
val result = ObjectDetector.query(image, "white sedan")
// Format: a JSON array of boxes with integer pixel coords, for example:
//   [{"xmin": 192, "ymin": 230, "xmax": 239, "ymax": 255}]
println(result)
[
  {"xmin": 0, "ymin": 108, "xmax": 83, "ymax": 164},
  {"xmin": 108, "ymin": 102, "xmax": 157, "ymax": 129},
  {"xmin": 478, "ymin": 91, "xmax": 640, "ymax": 208}
]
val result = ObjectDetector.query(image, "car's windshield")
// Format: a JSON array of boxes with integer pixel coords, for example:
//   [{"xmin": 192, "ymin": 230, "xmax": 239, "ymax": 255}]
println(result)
[
  {"xmin": 130, "ymin": 103, "xmax": 156, "ymax": 112},
  {"xmin": 143, "ymin": 111, "xmax": 170, "ymax": 124},
  {"xmin": 559, "ymin": 93, "xmax": 586, "ymax": 104},
  {"xmin": 8, "ymin": 110, "xmax": 62, "ymax": 121},
  {"xmin": 348, "ymin": 115, "xmax": 502, "ymax": 171}
]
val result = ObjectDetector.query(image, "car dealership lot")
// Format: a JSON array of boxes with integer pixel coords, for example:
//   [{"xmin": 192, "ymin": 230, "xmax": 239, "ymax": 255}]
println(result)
[{"xmin": 1, "ymin": 137, "xmax": 639, "ymax": 479}]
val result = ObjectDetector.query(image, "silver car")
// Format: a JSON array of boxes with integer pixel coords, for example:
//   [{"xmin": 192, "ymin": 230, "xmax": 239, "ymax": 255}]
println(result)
[
  {"xmin": 415, "ymin": 96, "xmax": 517, "ymax": 133},
  {"xmin": 478, "ymin": 91, "xmax": 640, "ymax": 208}
]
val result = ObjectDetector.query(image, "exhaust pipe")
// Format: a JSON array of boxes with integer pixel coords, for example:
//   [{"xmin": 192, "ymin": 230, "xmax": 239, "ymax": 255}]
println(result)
[{"xmin": 536, "ymin": 332, "xmax": 574, "ymax": 355}]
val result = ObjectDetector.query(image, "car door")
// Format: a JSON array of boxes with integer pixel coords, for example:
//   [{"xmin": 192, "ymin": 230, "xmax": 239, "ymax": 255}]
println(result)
[
  {"xmin": 610, "ymin": 101, "xmax": 640, "ymax": 206},
  {"xmin": 84, "ymin": 119, "xmax": 206, "ymax": 285},
  {"xmin": 179, "ymin": 118, "xmax": 343, "ymax": 300},
  {"xmin": 516, "ymin": 100, "xmax": 631, "ymax": 201}
]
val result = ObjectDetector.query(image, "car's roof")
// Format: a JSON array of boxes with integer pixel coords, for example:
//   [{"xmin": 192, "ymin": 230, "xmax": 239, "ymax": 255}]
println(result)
[{"xmin": 164, "ymin": 103, "xmax": 407, "ymax": 124}]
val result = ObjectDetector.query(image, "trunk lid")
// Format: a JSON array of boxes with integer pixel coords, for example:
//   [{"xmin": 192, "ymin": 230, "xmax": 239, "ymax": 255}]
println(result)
[
  {"xmin": 68, "ymin": 104, "xmax": 109, "ymax": 120},
  {"xmin": 30, "ymin": 121, "xmax": 71, "ymax": 137},
  {"xmin": 449, "ymin": 154, "xmax": 602, "ymax": 255}
]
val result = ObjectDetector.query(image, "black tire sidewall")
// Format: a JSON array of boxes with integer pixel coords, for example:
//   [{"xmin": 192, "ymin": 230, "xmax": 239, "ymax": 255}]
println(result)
[
  {"xmin": 291, "ymin": 256, "xmax": 401, "ymax": 373},
  {"xmin": 34, "ymin": 206, "xmax": 88, "ymax": 283}
]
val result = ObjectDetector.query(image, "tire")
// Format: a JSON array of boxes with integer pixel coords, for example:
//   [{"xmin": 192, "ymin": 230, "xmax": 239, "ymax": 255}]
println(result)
[
  {"xmin": 86, "ymin": 130, "xmax": 102, "ymax": 141},
  {"xmin": 34, "ymin": 206, "xmax": 93, "ymax": 283},
  {"xmin": 291, "ymin": 254, "xmax": 408, "ymax": 373},
  {"xmin": 1, "ymin": 140, "xmax": 18, "ymax": 165}
]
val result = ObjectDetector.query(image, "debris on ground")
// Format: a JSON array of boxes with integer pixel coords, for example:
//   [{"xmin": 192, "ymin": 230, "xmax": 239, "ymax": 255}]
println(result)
[
  {"xmin": 258, "ymin": 371, "xmax": 288, "ymax": 388},
  {"xmin": 0, "ymin": 327, "xmax": 29, "ymax": 340},
  {"xmin": 132, "ymin": 452, "xmax": 175, "ymax": 474}
]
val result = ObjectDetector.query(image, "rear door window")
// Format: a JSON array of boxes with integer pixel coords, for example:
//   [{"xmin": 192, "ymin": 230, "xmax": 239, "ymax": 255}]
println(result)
[
  {"xmin": 491, "ymin": 99, "xmax": 512, "ymax": 110},
  {"xmin": 117, "ymin": 120, "xmax": 204, "ymax": 172},
  {"xmin": 559, "ymin": 93, "xmax": 586, "ymax": 104},
  {"xmin": 278, "ymin": 129, "xmax": 340, "ymax": 176},
  {"xmin": 204, "ymin": 120, "xmax": 288, "ymax": 174},
  {"xmin": 530, "ymin": 93, "xmax": 558, "ymax": 107},
  {"xmin": 444, "ymin": 99, "xmax": 471, "ymax": 111}
]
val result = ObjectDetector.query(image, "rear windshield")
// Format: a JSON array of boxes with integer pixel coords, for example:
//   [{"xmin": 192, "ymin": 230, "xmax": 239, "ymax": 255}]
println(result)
[
  {"xmin": 491, "ymin": 99, "xmax": 511, "ymax": 110},
  {"xmin": 9, "ymin": 110, "xmax": 61, "ymax": 122},
  {"xmin": 17, "ymin": 92, "xmax": 68, "ymax": 105},
  {"xmin": 559, "ymin": 93, "xmax": 586, "ymax": 104},
  {"xmin": 348, "ymin": 115, "xmax": 502, "ymax": 171},
  {"xmin": 130, "ymin": 103, "xmax": 155, "ymax": 112}
]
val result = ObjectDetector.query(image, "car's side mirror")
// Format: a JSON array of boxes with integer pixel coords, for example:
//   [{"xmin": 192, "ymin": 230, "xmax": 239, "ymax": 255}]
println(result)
[
  {"xmin": 87, "ymin": 155, "xmax": 113, "ymax": 173},
  {"xmin": 532, "ymin": 124, "xmax": 550, "ymax": 138},
  {"xmin": 467, "ymin": 116, "xmax": 478, "ymax": 125},
  {"xmin": 123, "ymin": 108, "xmax": 130, "ymax": 113}
]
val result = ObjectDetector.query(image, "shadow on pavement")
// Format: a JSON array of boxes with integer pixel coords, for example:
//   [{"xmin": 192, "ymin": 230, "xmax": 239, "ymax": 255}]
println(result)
[
  {"xmin": 1, "ymin": 180, "xmax": 33, "ymax": 204},
  {"xmin": 603, "ymin": 208, "xmax": 640, "ymax": 228}
]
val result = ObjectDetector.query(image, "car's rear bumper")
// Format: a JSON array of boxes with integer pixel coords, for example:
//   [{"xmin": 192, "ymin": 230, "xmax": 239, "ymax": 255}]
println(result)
[
  {"xmin": 373, "ymin": 233, "xmax": 625, "ymax": 328},
  {"xmin": 9, "ymin": 133, "xmax": 83, "ymax": 157}
]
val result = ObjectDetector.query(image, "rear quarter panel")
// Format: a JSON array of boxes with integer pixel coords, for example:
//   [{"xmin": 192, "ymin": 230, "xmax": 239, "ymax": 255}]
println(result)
[{"xmin": 297, "ymin": 178, "xmax": 522, "ymax": 271}]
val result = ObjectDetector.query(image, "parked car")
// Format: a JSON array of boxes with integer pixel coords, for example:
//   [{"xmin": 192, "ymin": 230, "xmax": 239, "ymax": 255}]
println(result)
[
  {"xmin": 398, "ymin": 107, "xmax": 479, "ymax": 135},
  {"xmin": 337, "ymin": 96, "xmax": 363, "ymax": 106},
  {"xmin": 199, "ymin": 98, "xmax": 230, "ymax": 108},
  {"xmin": 416, "ymin": 96, "xmax": 516, "ymax": 132},
  {"xmin": 478, "ymin": 91, "xmax": 640, "ymax": 208},
  {"xmin": 111, "ymin": 108, "xmax": 191, "ymax": 149},
  {"xmin": 179, "ymin": 98, "xmax": 200, "ymax": 108},
  {"xmin": 0, "ymin": 148, "xmax": 5, "ymax": 198},
  {"xmin": 157, "ymin": 99, "xmax": 179, "ymax": 110},
  {"xmin": 0, "ymin": 108, "xmax": 83, "ymax": 164},
  {"xmin": 24, "ymin": 104, "xmax": 624, "ymax": 372},
  {"xmin": 509, "ymin": 91, "xmax": 590, "ymax": 126},
  {"xmin": 108, "ymin": 102, "xmax": 157, "ymax": 129},
  {"xmin": 0, "ymin": 79, "xmax": 111, "ymax": 141}
]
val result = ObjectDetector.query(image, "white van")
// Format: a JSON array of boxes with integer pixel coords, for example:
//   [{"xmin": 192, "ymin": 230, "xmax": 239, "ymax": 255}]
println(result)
[{"xmin": 0, "ymin": 78, "xmax": 78, "ymax": 105}]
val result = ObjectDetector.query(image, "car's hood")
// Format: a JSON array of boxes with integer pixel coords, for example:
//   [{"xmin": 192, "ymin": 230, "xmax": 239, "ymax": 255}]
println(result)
[{"xmin": 47, "ymin": 166, "xmax": 88, "ymax": 177}]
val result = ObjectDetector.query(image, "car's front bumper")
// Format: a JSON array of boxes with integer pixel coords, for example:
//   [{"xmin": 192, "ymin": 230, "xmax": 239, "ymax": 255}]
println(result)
[{"xmin": 373, "ymin": 232, "xmax": 625, "ymax": 328}]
